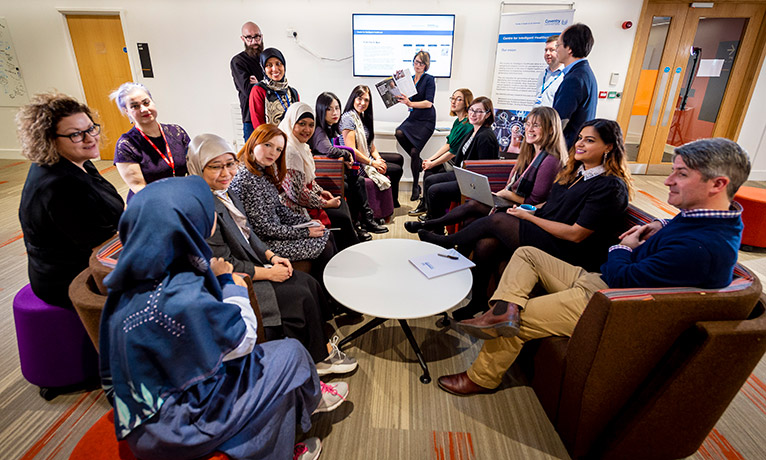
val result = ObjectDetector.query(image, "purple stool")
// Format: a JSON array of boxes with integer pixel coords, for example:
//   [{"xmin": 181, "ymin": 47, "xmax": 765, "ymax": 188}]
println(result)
[
  {"xmin": 13, "ymin": 284, "xmax": 99, "ymax": 399},
  {"xmin": 364, "ymin": 178, "xmax": 394, "ymax": 220}
]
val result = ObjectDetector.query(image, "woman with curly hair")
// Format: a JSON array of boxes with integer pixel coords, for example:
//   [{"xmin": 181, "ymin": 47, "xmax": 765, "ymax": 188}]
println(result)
[{"xmin": 17, "ymin": 92, "xmax": 124, "ymax": 308}]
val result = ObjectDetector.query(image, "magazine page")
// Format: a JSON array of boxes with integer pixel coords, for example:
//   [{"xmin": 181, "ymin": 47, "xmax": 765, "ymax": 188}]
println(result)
[
  {"xmin": 375, "ymin": 77, "xmax": 400, "ymax": 109},
  {"xmin": 393, "ymin": 68, "xmax": 417, "ymax": 98}
]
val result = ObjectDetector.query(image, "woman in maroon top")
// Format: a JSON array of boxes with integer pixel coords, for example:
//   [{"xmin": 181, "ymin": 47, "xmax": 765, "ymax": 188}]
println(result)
[{"xmin": 110, "ymin": 82, "xmax": 189, "ymax": 201}]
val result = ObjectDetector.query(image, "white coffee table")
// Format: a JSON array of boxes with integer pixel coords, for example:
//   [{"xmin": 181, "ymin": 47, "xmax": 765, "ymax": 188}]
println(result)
[{"xmin": 324, "ymin": 239, "xmax": 473, "ymax": 383}]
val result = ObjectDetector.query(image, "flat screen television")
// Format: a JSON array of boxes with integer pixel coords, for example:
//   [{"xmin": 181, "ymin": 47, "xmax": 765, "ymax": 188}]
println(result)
[{"xmin": 352, "ymin": 13, "xmax": 455, "ymax": 78}]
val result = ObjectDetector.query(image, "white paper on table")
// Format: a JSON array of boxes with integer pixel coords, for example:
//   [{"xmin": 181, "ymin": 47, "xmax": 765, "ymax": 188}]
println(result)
[
  {"xmin": 409, "ymin": 248, "xmax": 475, "ymax": 279},
  {"xmin": 697, "ymin": 59, "xmax": 724, "ymax": 78}
]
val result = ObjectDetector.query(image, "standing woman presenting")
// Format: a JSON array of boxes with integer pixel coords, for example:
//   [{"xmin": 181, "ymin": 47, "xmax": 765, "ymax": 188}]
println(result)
[
  {"xmin": 395, "ymin": 51, "xmax": 436, "ymax": 201},
  {"xmin": 111, "ymin": 82, "xmax": 189, "ymax": 201}
]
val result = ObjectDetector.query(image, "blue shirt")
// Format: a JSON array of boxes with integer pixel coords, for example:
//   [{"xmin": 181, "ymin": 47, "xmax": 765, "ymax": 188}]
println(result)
[{"xmin": 534, "ymin": 65, "xmax": 564, "ymax": 107}]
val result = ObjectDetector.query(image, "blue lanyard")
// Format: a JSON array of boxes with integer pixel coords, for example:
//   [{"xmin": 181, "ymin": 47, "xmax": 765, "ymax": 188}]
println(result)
[
  {"xmin": 275, "ymin": 91, "xmax": 291, "ymax": 112},
  {"xmin": 541, "ymin": 69, "xmax": 563, "ymax": 95}
]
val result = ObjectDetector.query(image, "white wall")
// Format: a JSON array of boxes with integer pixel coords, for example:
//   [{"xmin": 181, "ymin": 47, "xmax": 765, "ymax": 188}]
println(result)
[{"xmin": 1, "ymin": 0, "xmax": 762, "ymax": 179}]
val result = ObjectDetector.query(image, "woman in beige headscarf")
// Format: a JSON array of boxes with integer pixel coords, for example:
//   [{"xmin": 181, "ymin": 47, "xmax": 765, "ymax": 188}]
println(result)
[
  {"xmin": 186, "ymin": 132, "xmax": 357, "ymax": 376},
  {"xmin": 279, "ymin": 102, "xmax": 359, "ymax": 250}
]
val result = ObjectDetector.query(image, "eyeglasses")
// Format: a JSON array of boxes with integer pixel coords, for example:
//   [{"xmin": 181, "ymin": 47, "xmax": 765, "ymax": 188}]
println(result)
[
  {"xmin": 524, "ymin": 122, "xmax": 541, "ymax": 129},
  {"xmin": 242, "ymin": 34, "xmax": 263, "ymax": 42},
  {"xmin": 205, "ymin": 161, "xmax": 239, "ymax": 173},
  {"xmin": 449, "ymin": 97, "xmax": 464, "ymax": 103},
  {"xmin": 55, "ymin": 124, "xmax": 101, "ymax": 143},
  {"xmin": 414, "ymin": 59, "xmax": 425, "ymax": 65},
  {"xmin": 468, "ymin": 108, "xmax": 487, "ymax": 115}
]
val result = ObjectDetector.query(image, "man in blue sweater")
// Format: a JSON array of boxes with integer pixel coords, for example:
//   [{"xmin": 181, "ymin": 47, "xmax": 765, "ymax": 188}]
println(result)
[
  {"xmin": 438, "ymin": 138, "xmax": 751, "ymax": 395},
  {"xmin": 553, "ymin": 23, "xmax": 598, "ymax": 148}
]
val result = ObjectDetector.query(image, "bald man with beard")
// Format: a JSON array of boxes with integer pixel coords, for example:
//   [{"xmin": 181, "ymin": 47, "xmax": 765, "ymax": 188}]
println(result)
[{"xmin": 231, "ymin": 22, "xmax": 265, "ymax": 142}]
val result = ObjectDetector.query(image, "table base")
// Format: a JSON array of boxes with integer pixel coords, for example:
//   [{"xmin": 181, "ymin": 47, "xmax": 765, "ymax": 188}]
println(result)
[{"xmin": 338, "ymin": 317, "xmax": 432, "ymax": 384}]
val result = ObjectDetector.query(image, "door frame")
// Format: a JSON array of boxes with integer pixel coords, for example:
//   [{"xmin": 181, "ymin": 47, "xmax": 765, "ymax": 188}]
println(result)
[
  {"xmin": 57, "ymin": 8, "xmax": 137, "ymax": 110},
  {"xmin": 617, "ymin": 0, "xmax": 766, "ymax": 173}
]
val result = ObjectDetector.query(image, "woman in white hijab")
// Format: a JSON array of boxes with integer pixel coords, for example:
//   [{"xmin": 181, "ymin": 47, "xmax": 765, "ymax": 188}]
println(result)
[{"xmin": 279, "ymin": 102, "xmax": 359, "ymax": 250}]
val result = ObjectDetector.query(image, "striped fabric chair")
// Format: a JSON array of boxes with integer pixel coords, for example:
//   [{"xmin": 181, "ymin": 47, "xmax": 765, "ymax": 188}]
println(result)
[
  {"xmin": 314, "ymin": 155, "xmax": 345, "ymax": 198},
  {"xmin": 514, "ymin": 206, "xmax": 766, "ymax": 459}
]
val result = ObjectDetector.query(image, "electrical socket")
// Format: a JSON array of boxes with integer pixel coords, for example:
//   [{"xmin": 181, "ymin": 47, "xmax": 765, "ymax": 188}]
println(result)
[{"xmin": 286, "ymin": 28, "xmax": 296, "ymax": 38}]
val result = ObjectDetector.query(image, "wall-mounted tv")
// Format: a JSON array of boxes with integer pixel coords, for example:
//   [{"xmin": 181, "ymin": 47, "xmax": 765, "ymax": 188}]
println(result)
[{"xmin": 352, "ymin": 13, "xmax": 455, "ymax": 78}]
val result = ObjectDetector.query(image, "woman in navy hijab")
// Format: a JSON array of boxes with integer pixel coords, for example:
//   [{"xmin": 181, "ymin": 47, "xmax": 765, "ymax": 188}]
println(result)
[{"xmin": 99, "ymin": 176, "xmax": 344, "ymax": 460}]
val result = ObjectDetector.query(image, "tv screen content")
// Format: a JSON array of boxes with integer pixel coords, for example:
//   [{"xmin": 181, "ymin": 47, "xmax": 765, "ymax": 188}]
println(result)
[{"xmin": 352, "ymin": 14, "xmax": 455, "ymax": 78}]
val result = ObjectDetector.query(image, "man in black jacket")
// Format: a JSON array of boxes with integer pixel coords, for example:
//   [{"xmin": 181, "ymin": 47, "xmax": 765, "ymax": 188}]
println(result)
[{"xmin": 231, "ymin": 22, "xmax": 264, "ymax": 142}]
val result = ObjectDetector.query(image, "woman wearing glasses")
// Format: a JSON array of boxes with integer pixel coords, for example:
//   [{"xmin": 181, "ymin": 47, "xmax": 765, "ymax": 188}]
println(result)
[
  {"xmin": 395, "ymin": 51, "xmax": 436, "ymax": 201},
  {"xmin": 187, "ymin": 133, "xmax": 357, "ymax": 375},
  {"xmin": 421, "ymin": 96, "xmax": 499, "ymax": 220},
  {"xmin": 17, "ymin": 92, "xmax": 124, "ymax": 309},
  {"xmin": 110, "ymin": 82, "xmax": 190, "ymax": 201}
]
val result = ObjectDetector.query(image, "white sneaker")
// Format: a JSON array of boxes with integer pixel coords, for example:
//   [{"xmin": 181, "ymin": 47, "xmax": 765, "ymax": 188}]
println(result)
[
  {"xmin": 313, "ymin": 381, "xmax": 348, "ymax": 413},
  {"xmin": 316, "ymin": 336, "xmax": 358, "ymax": 376},
  {"xmin": 294, "ymin": 437, "xmax": 322, "ymax": 460}
]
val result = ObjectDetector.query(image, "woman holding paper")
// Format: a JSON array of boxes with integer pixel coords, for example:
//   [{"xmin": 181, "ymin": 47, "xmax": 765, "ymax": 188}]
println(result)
[
  {"xmin": 229, "ymin": 124, "xmax": 335, "ymax": 279},
  {"xmin": 340, "ymin": 85, "xmax": 404, "ymax": 207},
  {"xmin": 395, "ymin": 51, "xmax": 436, "ymax": 201},
  {"xmin": 186, "ymin": 133, "xmax": 357, "ymax": 373}
]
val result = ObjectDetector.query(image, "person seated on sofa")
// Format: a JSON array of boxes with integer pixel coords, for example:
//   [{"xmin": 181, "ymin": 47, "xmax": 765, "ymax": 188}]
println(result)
[{"xmin": 437, "ymin": 137, "xmax": 751, "ymax": 396}]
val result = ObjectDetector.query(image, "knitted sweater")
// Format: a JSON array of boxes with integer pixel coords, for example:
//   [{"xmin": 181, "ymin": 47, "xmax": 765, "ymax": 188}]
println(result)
[{"xmin": 601, "ymin": 210, "xmax": 743, "ymax": 289}]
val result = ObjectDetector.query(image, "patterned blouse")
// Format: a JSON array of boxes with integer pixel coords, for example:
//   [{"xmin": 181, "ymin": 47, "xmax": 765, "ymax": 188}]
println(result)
[
  {"xmin": 229, "ymin": 165, "xmax": 329, "ymax": 261},
  {"xmin": 282, "ymin": 169, "xmax": 326, "ymax": 217}
]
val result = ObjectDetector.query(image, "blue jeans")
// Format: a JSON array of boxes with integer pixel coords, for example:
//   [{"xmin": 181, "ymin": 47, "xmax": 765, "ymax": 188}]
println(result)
[{"xmin": 243, "ymin": 122, "xmax": 254, "ymax": 142}]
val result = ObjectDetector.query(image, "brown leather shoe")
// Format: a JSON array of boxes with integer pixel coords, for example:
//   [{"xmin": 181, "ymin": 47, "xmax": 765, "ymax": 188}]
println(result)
[
  {"xmin": 456, "ymin": 301, "xmax": 520, "ymax": 340},
  {"xmin": 437, "ymin": 371, "xmax": 493, "ymax": 396}
]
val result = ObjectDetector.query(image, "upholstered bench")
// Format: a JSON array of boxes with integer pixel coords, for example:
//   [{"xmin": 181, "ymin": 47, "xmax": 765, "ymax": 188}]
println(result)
[{"xmin": 734, "ymin": 185, "xmax": 766, "ymax": 249}]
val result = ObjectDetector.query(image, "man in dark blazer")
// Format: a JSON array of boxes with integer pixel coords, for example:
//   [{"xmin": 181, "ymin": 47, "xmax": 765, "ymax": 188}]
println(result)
[{"xmin": 552, "ymin": 23, "xmax": 598, "ymax": 148}]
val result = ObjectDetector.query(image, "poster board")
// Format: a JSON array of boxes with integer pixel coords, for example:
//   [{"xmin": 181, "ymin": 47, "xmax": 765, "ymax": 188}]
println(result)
[{"xmin": 0, "ymin": 17, "xmax": 29, "ymax": 107}]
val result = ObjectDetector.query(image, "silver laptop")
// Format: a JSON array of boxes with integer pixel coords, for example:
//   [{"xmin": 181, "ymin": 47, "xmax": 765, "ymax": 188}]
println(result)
[{"xmin": 454, "ymin": 166, "xmax": 515, "ymax": 208}]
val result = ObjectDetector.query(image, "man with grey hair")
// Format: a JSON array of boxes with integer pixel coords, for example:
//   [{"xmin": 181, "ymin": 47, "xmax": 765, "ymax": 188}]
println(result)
[
  {"xmin": 533, "ymin": 35, "xmax": 564, "ymax": 107},
  {"xmin": 231, "ymin": 22, "xmax": 264, "ymax": 142},
  {"xmin": 438, "ymin": 137, "xmax": 752, "ymax": 396}
]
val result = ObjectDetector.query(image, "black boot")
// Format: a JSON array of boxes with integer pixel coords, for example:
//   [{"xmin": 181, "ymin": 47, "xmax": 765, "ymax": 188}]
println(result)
[
  {"xmin": 361, "ymin": 210, "xmax": 388, "ymax": 234},
  {"xmin": 408, "ymin": 198, "xmax": 427, "ymax": 216}
]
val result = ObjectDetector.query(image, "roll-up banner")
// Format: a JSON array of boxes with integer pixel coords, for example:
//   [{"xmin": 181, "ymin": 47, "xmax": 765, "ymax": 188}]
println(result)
[{"xmin": 491, "ymin": 9, "xmax": 574, "ymax": 155}]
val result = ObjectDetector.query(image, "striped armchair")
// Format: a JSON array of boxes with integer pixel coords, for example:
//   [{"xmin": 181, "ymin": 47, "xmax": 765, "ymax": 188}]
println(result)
[
  {"xmin": 462, "ymin": 159, "xmax": 517, "ymax": 192},
  {"xmin": 314, "ymin": 155, "xmax": 345, "ymax": 199}
]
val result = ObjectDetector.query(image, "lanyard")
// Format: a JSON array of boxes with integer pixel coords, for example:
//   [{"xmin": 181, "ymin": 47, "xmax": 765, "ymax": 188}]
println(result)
[
  {"xmin": 541, "ymin": 69, "xmax": 563, "ymax": 95},
  {"xmin": 136, "ymin": 125, "xmax": 175, "ymax": 174},
  {"xmin": 275, "ymin": 91, "xmax": 291, "ymax": 112}
]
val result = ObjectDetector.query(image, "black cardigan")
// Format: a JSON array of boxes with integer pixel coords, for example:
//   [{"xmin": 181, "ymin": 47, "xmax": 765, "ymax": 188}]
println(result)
[
  {"xmin": 454, "ymin": 125, "xmax": 500, "ymax": 165},
  {"xmin": 19, "ymin": 159, "xmax": 123, "ymax": 307}
]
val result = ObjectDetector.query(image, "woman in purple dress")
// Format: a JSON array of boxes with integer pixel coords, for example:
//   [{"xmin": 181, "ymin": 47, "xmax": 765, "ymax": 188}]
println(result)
[{"xmin": 110, "ymin": 82, "xmax": 189, "ymax": 201}]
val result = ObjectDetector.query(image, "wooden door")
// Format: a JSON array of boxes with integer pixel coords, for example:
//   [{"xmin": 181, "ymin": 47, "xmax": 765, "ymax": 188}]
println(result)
[
  {"xmin": 617, "ymin": 1, "xmax": 766, "ymax": 173},
  {"xmin": 66, "ymin": 14, "xmax": 133, "ymax": 161}
]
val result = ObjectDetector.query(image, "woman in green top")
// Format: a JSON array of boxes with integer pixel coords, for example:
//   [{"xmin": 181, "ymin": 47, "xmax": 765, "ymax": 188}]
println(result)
[{"xmin": 409, "ymin": 88, "xmax": 473, "ymax": 216}]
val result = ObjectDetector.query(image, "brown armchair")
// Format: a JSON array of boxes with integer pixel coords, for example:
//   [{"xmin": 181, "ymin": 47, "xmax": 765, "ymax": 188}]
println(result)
[{"xmin": 517, "ymin": 264, "xmax": 766, "ymax": 459}]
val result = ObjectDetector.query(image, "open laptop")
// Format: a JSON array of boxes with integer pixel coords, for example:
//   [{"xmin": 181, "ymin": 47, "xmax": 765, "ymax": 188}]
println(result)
[{"xmin": 453, "ymin": 166, "xmax": 515, "ymax": 208}]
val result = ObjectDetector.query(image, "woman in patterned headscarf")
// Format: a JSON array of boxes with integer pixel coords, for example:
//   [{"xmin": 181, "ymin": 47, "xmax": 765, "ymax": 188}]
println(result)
[{"xmin": 248, "ymin": 48, "xmax": 300, "ymax": 129}]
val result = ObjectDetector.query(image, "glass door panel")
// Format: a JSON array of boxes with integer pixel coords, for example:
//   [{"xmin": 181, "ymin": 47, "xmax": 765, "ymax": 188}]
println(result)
[{"xmin": 662, "ymin": 17, "xmax": 747, "ymax": 162}]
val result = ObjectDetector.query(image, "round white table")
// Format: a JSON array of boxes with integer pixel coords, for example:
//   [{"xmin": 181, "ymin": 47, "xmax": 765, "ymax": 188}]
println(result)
[{"xmin": 324, "ymin": 239, "xmax": 473, "ymax": 383}]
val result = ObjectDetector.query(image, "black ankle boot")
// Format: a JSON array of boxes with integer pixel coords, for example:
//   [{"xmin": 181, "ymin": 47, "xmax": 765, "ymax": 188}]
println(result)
[
  {"xmin": 410, "ymin": 184, "xmax": 421, "ymax": 201},
  {"xmin": 408, "ymin": 199, "xmax": 427, "ymax": 216},
  {"xmin": 362, "ymin": 211, "xmax": 388, "ymax": 234}
]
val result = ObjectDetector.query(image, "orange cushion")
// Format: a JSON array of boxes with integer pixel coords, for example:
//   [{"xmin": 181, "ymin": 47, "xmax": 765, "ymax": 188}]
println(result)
[
  {"xmin": 735, "ymin": 186, "xmax": 766, "ymax": 247},
  {"xmin": 70, "ymin": 410, "xmax": 229, "ymax": 460}
]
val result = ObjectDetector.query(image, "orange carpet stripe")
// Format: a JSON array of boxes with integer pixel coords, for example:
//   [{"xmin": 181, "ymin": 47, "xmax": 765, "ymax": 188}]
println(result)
[
  {"xmin": 99, "ymin": 165, "xmax": 116, "ymax": 174},
  {"xmin": 18, "ymin": 392, "xmax": 91, "ymax": 460},
  {"xmin": 0, "ymin": 231, "xmax": 23, "ymax": 248},
  {"xmin": 432, "ymin": 431, "xmax": 474, "ymax": 460},
  {"xmin": 0, "ymin": 161, "xmax": 25, "ymax": 170},
  {"xmin": 637, "ymin": 189, "xmax": 678, "ymax": 216},
  {"xmin": 0, "ymin": 181, "xmax": 7, "ymax": 184},
  {"xmin": 44, "ymin": 391, "xmax": 105, "ymax": 460},
  {"xmin": 698, "ymin": 428, "xmax": 744, "ymax": 460},
  {"xmin": 741, "ymin": 377, "xmax": 766, "ymax": 414}
]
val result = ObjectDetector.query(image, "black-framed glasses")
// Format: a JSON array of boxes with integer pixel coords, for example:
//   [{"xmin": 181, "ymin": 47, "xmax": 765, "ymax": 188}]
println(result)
[
  {"xmin": 242, "ymin": 34, "xmax": 262, "ymax": 42},
  {"xmin": 55, "ymin": 124, "xmax": 101, "ymax": 143},
  {"xmin": 205, "ymin": 160, "xmax": 239, "ymax": 173},
  {"xmin": 468, "ymin": 108, "xmax": 487, "ymax": 115}
]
